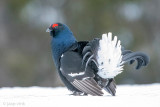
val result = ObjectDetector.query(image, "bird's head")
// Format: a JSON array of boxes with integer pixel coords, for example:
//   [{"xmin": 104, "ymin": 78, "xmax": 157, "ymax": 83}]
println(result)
[
  {"xmin": 46, "ymin": 23, "xmax": 64, "ymax": 37},
  {"xmin": 46, "ymin": 23, "xmax": 75, "ymax": 38},
  {"xmin": 46, "ymin": 23, "xmax": 76, "ymax": 67},
  {"xmin": 46, "ymin": 22, "xmax": 76, "ymax": 44}
]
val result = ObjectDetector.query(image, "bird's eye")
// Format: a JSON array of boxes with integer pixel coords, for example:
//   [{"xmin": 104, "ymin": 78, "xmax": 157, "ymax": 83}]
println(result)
[{"xmin": 51, "ymin": 24, "xmax": 58, "ymax": 29}]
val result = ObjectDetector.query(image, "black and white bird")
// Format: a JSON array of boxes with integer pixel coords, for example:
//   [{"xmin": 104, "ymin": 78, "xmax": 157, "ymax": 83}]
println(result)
[{"xmin": 46, "ymin": 23, "xmax": 149, "ymax": 96}]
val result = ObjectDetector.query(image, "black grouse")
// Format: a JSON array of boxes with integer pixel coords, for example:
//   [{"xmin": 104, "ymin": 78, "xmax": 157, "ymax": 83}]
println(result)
[{"xmin": 46, "ymin": 23, "xmax": 149, "ymax": 96}]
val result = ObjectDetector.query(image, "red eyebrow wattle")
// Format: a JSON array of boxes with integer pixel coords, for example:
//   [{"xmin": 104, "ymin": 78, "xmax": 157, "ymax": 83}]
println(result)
[{"xmin": 52, "ymin": 24, "xmax": 58, "ymax": 28}]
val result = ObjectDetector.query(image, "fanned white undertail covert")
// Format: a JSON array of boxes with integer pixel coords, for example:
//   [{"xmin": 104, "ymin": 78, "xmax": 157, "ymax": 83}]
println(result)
[{"xmin": 97, "ymin": 32, "xmax": 123, "ymax": 79}]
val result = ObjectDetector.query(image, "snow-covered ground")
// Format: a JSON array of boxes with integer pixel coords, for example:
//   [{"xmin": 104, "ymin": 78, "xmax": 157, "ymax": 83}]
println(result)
[{"xmin": 0, "ymin": 83, "xmax": 160, "ymax": 107}]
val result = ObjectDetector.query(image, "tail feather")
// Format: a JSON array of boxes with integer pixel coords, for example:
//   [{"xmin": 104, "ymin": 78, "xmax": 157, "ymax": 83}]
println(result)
[
  {"xmin": 97, "ymin": 33, "xmax": 123, "ymax": 79},
  {"xmin": 81, "ymin": 32, "xmax": 149, "ymax": 79},
  {"xmin": 122, "ymin": 51, "xmax": 149, "ymax": 69},
  {"xmin": 81, "ymin": 32, "xmax": 149, "ymax": 96}
]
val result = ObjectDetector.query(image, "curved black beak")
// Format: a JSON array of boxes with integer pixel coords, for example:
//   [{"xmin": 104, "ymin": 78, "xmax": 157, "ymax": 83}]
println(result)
[{"xmin": 46, "ymin": 28, "xmax": 51, "ymax": 32}]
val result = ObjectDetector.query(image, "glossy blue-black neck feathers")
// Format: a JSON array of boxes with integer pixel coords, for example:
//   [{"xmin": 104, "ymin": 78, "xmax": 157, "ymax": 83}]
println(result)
[{"xmin": 50, "ymin": 24, "xmax": 77, "ymax": 69}]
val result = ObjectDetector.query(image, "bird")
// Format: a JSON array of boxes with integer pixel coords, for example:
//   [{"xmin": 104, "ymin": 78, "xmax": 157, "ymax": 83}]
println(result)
[{"xmin": 46, "ymin": 23, "xmax": 149, "ymax": 96}]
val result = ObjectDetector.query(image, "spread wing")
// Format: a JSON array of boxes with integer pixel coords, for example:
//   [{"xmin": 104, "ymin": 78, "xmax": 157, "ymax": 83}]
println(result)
[{"xmin": 60, "ymin": 42, "xmax": 104, "ymax": 96}]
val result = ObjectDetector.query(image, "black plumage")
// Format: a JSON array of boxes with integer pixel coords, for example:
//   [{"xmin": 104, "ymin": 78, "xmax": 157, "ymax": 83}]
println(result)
[{"xmin": 46, "ymin": 23, "xmax": 149, "ymax": 96}]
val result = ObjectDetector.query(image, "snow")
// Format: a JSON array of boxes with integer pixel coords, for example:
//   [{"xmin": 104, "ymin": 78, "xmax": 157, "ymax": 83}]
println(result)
[{"xmin": 0, "ymin": 84, "xmax": 160, "ymax": 107}]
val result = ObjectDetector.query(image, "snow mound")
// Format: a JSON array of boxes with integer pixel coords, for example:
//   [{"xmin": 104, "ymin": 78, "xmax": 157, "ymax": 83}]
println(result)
[{"xmin": 0, "ymin": 84, "xmax": 160, "ymax": 107}]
